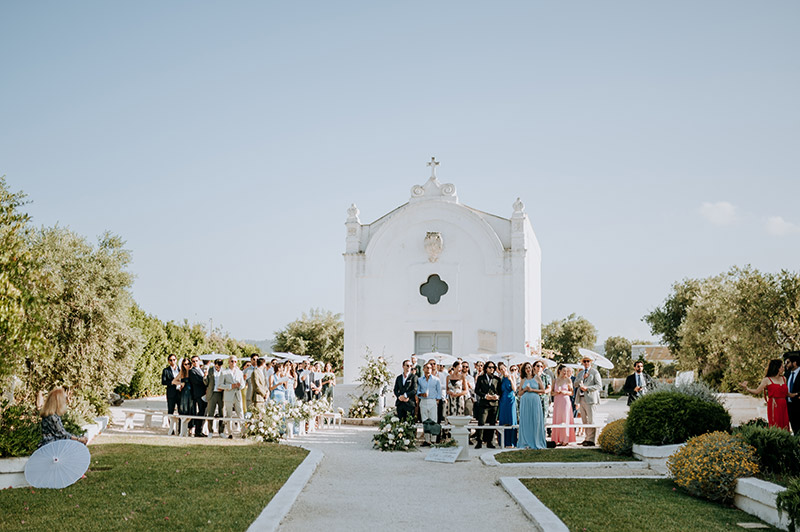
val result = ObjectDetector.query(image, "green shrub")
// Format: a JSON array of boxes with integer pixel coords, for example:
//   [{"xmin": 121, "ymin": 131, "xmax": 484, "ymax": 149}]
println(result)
[
  {"xmin": 734, "ymin": 425, "xmax": 800, "ymax": 476},
  {"xmin": 0, "ymin": 401, "xmax": 40, "ymax": 457},
  {"xmin": 626, "ymin": 391, "xmax": 731, "ymax": 445},
  {"xmin": 667, "ymin": 431, "xmax": 759, "ymax": 503},
  {"xmin": 372, "ymin": 408, "xmax": 417, "ymax": 451},
  {"xmin": 777, "ymin": 477, "xmax": 800, "ymax": 532},
  {"xmin": 0, "ymin": 401, "xmax": 87, "ymax": 458},
  {"xmin": 651, "ymin": 381, "xmax": 723, "ymax": 405},
  {"xmin": 739, "ymin": 418, "xmax": 769, "ymax": 429},
  {"xmin": 598, "ymin": 418, "xmax": 632, "ymax": 456}
]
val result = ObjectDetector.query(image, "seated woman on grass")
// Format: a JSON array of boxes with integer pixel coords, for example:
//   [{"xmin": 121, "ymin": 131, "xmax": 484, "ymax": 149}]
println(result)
[{"xmin": 40, "ymin": 387, "xmax": 87, "ymax": 447}]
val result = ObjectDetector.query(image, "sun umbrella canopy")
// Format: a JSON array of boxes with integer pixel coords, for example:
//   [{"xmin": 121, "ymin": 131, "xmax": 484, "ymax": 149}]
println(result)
[
  {"xmin": 423, "ymin": 353, "xmax": 457, "ymax": 366},
  {"xmin": 25, "ymin": 440, "xmax": 91, "ymax": 489},
  {"xmin": 272, "ymin": 352, "xmax": 304, "ymax": 361},
  {"xmin": 462, "ymin": 353, "xmax": 489, "ymax": 364},
  {"xmin": 198, "ymin": 353, "xmax": 228, "ymax": 361},
  {"xmin": 578, "ymin": 348, "xmax": 615, "ymax": 369},
  {"xmin": 489, "ymin": 352, "xmax": 530, "ymax": 366},
  {"xmin": 531, "ymin": 356, "xmax": 558, "ymax": 368}
]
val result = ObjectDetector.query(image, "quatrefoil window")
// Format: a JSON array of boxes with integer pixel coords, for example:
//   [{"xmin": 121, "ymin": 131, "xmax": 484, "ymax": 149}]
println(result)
[{"xmin": 420, "ymin": 274, "xmax": 448, "ymax": 304}]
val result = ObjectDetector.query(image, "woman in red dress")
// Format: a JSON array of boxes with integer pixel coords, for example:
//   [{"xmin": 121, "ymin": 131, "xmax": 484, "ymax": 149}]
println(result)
[{"xmin": 740, "ymin": 359, "xmax": 794, "ymax": 430}]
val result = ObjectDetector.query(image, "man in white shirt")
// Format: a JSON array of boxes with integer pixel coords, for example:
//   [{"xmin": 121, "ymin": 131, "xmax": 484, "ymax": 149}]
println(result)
[
  {"xmin": 417, "ymin": 362, "xmax": 442, "ymax": 446},
  {"xmin": 218, "ymin": 355, "xmax": 245, "ymax": 439}
]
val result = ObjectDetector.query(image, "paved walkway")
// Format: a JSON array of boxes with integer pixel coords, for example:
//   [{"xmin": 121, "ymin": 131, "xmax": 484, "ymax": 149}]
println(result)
[{"xmin": 277, "ymin": 418, "xmax": 657, "ymax": 531}]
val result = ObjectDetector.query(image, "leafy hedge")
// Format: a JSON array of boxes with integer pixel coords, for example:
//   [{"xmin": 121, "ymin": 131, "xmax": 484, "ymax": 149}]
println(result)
[
  {"xmin": 0, "ymin": 401, "xmax": 86, "ymax": 458},
  {"xmin": 626, "ymin": 391, "xmax": 731, "ymax": 445},
  {"xmin": 734, "ymin": 424, "xmax": 800, "ymax": 477}
]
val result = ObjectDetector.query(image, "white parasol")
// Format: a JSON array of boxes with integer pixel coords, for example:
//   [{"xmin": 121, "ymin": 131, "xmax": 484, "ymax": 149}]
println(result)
[
  {"xmin": 462, "ymin": 353, "xmax": 490, "ymax": 364},
  {"xmin": 531, "ymin": 356, "xmax": 558, "ymax": 369},
  {"xmin": 199, "ymin": 353, "xmax": 228, "ymax": 361},
  {"xmin": 489, "ymin": 352, "xmax": 530, "ymax": 367},
  {"xmin": 578, "ymin": 348, "xmax": 615, "ymax": 370},
  {"xmin": 272, "ymin": 352, "xmax": 304, "ymax": 361},
  {"xmin": 421, "ymin": 352, "xmax": 458, "ymax": 366},
  {"xmin": 25, "ymin": 439, "xmax": 91, "ymax": 489}
]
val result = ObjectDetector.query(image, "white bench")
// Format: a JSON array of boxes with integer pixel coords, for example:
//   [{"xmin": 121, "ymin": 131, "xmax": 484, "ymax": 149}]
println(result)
[
  {"xmin": 415, "ymin": 418, "xmax": 608, "ymax": 448},
  {"xmin": 322, "ymin": 412, "xmax": 343, "ymax": 428},
  {"xmin": 121, "ymin": 409, "xmax": 168, "ymax": 430}
]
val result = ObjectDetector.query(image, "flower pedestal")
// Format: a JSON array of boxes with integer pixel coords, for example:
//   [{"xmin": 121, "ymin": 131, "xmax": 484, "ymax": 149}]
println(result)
[
  {"xmin": 446, "ymin": 415, "xmax": 473, "ymax": 461},
  {"xmin": 285, "ymin": 420, "xmax": 295, "ymax": 439}
]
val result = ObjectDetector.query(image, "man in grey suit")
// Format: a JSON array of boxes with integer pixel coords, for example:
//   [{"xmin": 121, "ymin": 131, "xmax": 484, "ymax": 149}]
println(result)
[
  {"xmin": 575, "ymin": 355, "xmax": 602, "ymax": 446},
  {"xmin": 204, "ymin": 359, "xmax": 225, "ymax": 437},
  {"xmin": 250, "ymin": 358, "xmax": 269, "ymax": 408}
]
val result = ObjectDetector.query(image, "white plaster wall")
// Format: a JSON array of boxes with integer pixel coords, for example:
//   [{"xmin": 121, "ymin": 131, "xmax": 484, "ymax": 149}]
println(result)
[{"xmin": 344, "ymin": 193, "xmax": 541, "ymax": 383}]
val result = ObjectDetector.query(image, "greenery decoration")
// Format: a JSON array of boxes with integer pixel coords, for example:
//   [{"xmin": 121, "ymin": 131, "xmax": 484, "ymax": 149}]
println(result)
[
  {"xmin": 597, "ymin": 418, "xmax": 632, "ymax": 456},
  {"xmin": 358, "ymin": 352, "xmax": 392, "ymax": 391},
  {"xmin": 372, "ymin": 408, "xmax": 416, "ymax": 451},
  {"xmin": 626, "ymin": 390, "xmax": 731, "ymax": 445},
  {"xmin": 347, "ymin": 392, "xmax": 379, "ymax": 418},
  {"xmin": 667, "ymin": 431, "xmax": 759, "ymax": 503}
]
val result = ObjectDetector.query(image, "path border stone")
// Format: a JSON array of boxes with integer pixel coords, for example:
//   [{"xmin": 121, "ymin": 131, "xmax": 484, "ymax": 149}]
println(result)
[
  {"xmin": 247, "ymin": 447, "xmax": 324, "ymax": 532},
  {"xmin": 499, "ymin": 477, "xmax": 569, "ymax": 532},
  {"xmin": 481, "ymin": 449, "xmax": 646, "ymax": 470}
]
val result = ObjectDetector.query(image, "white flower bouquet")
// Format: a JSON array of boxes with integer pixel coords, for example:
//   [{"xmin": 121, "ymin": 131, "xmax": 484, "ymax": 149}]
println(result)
[{"xmin": 372, "ymin": 408, "xmax": 417, "ymax": 452}]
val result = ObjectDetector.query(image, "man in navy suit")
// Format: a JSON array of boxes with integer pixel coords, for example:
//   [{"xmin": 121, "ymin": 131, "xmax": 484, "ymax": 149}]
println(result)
[
  {"xmin": 188, "ymin": 355, "xmax": 207, "ymax": 437},
  {"xmin": 161, "ymin": 354, "xmax": 180, "ymax": 423},
  {"xmin": 394, "ymin": 360, "xmax": 417, "ymax": 421},
  {"xmin": 784, "ymin": 352, "xmax": 800, "ymax": 435}
]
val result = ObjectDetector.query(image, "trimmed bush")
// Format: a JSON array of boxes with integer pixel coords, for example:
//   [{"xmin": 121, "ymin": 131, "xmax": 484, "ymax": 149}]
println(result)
[
  {"xmin": 626, "ymin": 391, "xmax": 731, "ymax": 445},
  {"xmin": 735, "ymin": 424, "xmax": 800, "ymax": 476},
  {"xmin": 598, "ymin": 418, "xmax": 632, "ymax": 456},
  {"xmin": 740, "ymin": 418, "xmax": 769, "ymax": 429},
  {"xmin": 667, "ymin": 431, "xmax": 759, "ymax": 503}
]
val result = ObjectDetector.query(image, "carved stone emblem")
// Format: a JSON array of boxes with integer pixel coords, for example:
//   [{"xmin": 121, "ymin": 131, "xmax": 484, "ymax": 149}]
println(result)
[{"xmin": 424, "ymin": 232, "xmax": 443, "ymax": 262}]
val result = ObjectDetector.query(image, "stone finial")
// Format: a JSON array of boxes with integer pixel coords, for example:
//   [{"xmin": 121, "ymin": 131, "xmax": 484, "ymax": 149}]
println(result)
[
  {"xmin": 513, "ymin": 197, "xmax": 525, "ymax": 214},
  {"xmin": 346, "ymin": 203, "xmax": 360, "ymax": 223}
]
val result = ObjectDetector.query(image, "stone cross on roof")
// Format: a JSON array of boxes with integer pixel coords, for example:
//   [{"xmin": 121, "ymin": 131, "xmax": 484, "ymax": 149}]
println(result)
[{"xmin": 426, "ymin": 157, "xmax": 439, "ymax": 178}]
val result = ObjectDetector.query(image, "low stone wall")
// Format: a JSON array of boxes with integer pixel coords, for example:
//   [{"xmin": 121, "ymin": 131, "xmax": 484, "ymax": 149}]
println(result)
[
  {"xmin": 735, "ymin": 477, "xmax": 789, "ymax": 531},
  {"xmin": 0, "ymin": 416, "xmax": 108, "ymax": 490},
  {"xmin": 631, "ymin": 442, "xmax": 685, "ymax": 475}
]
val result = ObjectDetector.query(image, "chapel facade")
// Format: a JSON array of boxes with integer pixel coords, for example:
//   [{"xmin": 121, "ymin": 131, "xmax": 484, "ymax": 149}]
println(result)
[{"xmin": 342, "ymin": 159, "xmax": 541, "ymax": 383}]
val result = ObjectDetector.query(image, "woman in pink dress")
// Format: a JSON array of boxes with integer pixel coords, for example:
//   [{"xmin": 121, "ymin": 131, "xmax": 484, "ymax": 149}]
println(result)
[
  {"xmin": 740, "ymin": 359, "xmax": 793, "ymax": 431},
  {"xmin": 551, "ymin": 364, "xmax": 576, "ymax": 445}
]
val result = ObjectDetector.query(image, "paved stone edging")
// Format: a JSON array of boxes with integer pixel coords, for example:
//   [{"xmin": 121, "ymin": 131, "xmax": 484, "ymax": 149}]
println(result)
[
  {"xmin": 500, "ymin": 477, "xmax": 569, "ymax": 532},
  {"xmin": 481, "ymin": 450, "xmax": 645, "ymax": 470},
  {"xmin": 247, "ymin": 447, "xmax": 323, "ymax": 532}
]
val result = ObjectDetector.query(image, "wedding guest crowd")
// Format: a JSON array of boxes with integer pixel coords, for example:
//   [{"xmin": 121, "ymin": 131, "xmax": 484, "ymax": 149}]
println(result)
[
  {"xmin": 161, "ymin": 353, "xmax": 336, "ymax": 438},
  {"xmin": 391, "ymin": 354, "xmax": 616, "ymax": 449}
]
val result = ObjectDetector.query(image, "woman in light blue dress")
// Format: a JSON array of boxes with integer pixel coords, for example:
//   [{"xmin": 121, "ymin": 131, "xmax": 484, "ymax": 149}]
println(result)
[{"xmin": 517, "ymin": 361, "xmax": 548, "ymax": 450}]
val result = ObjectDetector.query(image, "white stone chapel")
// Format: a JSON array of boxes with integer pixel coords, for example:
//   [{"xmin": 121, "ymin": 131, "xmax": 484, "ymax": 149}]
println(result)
[{"xmin": 342, "ymin": 159, "xmax": 541, "ymax": 384}]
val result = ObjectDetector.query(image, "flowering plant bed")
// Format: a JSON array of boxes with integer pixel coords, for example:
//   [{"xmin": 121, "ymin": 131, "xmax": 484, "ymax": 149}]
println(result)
[{"xmin": 372, "ymin": 409, "xmax": 416, "ymax": 451}]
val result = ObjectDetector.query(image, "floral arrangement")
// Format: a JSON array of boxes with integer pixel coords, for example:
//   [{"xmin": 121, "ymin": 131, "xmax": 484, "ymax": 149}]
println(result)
[
  {"xmin": 372, "ymin": 408, "xmax": 416, "ymax": 451},
  {"xmin": 598, "ymin": 418, "xmax": 632, "ymax": 456},
  {"xmin": 358, "ymin": 352, "xmax": 392, "ymax": 391},
  {"xmin": 245, "ymin": 402, "xmax": 286, "ymax": 443},
  {"xmin": 667, "ymin": 431, "xmax": 759, "ymax": 503},
  {"xmin": 348, "ymin": 392, "xmax": 379, "ymax": 418},
  {"xmin": 246, "ymin": 398, "xmax": 332, "ymax": 443}
]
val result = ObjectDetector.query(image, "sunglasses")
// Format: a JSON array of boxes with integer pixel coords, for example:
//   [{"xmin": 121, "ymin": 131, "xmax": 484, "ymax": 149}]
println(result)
[
  {"xmin": 183, "ymin": 362, "xmax": 191, "ymax": 366},
  {"xmin": 486, "ymin": 365, "xmax": 496, "ymax": 369}
]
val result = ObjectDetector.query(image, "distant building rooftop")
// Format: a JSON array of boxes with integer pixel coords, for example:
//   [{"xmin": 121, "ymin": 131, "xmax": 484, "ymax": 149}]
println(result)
[{"xmin": 632, "ymin": 344, "xmax": 674, "ymax": 364}]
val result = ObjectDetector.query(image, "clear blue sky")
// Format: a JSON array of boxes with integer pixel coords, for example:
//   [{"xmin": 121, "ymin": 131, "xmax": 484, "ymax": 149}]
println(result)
[{"xmin": 2, "ymin": 2, "xmax": 798, "ymax": 345}]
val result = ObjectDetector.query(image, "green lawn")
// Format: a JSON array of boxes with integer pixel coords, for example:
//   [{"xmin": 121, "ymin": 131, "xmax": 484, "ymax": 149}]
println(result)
[
  {"xmin": 0, "ymin": 438, "xmax": 308, "ymax": 531},
  {"xmin": 496, "ymin": 448, "xmax": 638, "ymax": 463},
  {"xmin": 522, "ymin": 478, "xmax": 778, "ymax": 532}
]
